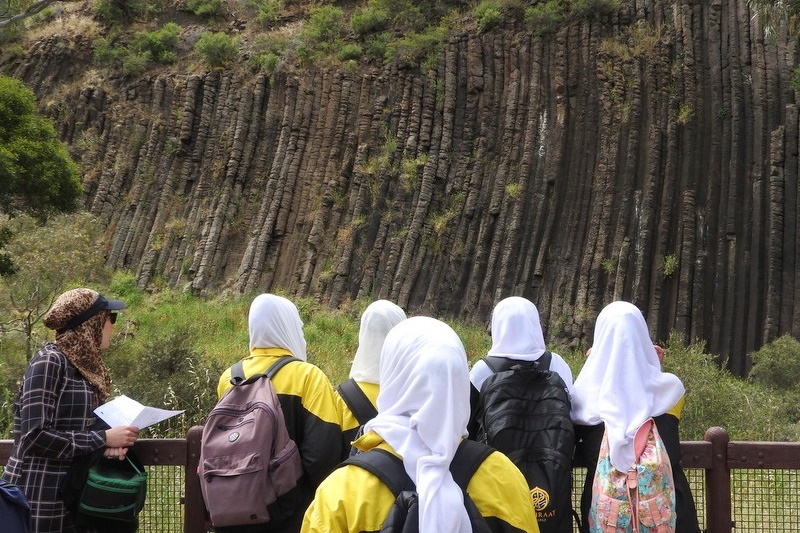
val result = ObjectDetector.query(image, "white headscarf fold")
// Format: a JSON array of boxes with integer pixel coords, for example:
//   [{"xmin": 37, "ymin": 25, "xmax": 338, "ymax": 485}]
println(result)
[
  {"xmin": 349, "ymin": 300, "xmax": 407, "ymax": 383},
  {"xmin": 248, "ymin": 294, "xmax": 307, "ymax": 361},
  {"xmin": 364, "ymin": 317, "xmax": 471, "ymax": 533},
  {"xmin": 487, "ymin": 296, "xmax": 547, "ymax": 360},
  {"xmin": 571, "ymin": 301, "xmax": 684, "ymax": 472}
]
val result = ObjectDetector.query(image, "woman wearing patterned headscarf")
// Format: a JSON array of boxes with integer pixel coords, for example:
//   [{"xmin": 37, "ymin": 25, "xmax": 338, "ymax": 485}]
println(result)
[
  {"xmin": 301, "ymin": 317, "xmax": 539, "ymax": 533},
  {"xmin": 2, "ymin": 288, "xmax": 140, "ymax": 533},
  {"xmin": 571, "ymin": 301, "xmax": 700, "ymax": 533}
]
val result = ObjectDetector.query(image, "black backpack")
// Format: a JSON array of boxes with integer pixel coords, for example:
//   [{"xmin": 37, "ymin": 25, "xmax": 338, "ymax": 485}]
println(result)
[
  {"xmin": 342, "ymin": 439, "xmax": 494, "ymax": 533},
  {"xmin": 476, "ymin": 352, "xmax": 576, "ymax": 533}
]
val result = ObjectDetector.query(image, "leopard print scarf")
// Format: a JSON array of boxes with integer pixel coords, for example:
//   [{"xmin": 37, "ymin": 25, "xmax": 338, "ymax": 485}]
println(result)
[{"xmin": 43, "ymin": 288, "xmax": 111, "ymax": 403}]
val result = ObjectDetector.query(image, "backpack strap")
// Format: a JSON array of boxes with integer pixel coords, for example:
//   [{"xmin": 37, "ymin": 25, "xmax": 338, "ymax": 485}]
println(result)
[
  {"xmin": 265, "ymin": 356, "xmax": 300, "ymax": 379},
  {"xmin": 342, "ymin": 439, "xmax": 493, "ymax": 496},
  {"xmin": 449, "ymin": 440, "xmax": 494, "ymax": 488},
  {"xmin": 343, "ymin": 448, "xmax": 414, "ymax": 496},
  {"xmin": 483, "ymin": 351, "xmax": 551, "ymax": 373},
  {"xmin": 337, "ymin": 378, "xmax": 379, "ymax": 425},
  {"xmin": 229, "ymin": 356, "xmax": 299, "ymax": 386},
  {"xmin": 230, "ymin": 360, "xmax": 246, "ymax": 385}
]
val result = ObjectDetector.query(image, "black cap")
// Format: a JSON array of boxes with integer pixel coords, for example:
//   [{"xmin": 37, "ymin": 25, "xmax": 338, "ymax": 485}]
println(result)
[{"xmin": 57, "ymin": 294, "xmax": 126, "ymax": 334}]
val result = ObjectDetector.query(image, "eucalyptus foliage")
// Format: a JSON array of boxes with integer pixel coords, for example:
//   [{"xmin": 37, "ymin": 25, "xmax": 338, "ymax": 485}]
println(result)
[{"xmin": 0, "ymin": 76, "xmax": 82, "ymax": 222}]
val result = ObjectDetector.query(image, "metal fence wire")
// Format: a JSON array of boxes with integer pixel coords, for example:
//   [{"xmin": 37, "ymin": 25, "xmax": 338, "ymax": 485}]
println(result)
[
  {"xmin": 730, "ymin": 468, "xmax": 800, "ymax": 531},
  {"xmin": 130, "ymin": 465, "xmax": 800, "ymax": 533},
  {"xmin": 138, "ymin": 464, "xmax": 185, "ymax": 533}
]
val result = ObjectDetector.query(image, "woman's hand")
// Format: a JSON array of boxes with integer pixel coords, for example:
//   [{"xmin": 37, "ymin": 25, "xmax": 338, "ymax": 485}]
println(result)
[
  {"xmin": 105, "ymin": 425, "xmax": 140, "ymax": 448},
  {"xmin": 103, "ymin": 446, "xmax": 129, "ymax": 460}
]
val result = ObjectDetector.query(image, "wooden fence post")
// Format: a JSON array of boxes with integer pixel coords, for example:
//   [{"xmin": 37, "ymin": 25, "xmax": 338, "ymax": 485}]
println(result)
[
  {"xmin": 704, "ymin": 426, "xmax": 731, "ymax": 533},
  {"xmin": 184, "ymin": 425, "xmax": 206, "ymax": 533}
]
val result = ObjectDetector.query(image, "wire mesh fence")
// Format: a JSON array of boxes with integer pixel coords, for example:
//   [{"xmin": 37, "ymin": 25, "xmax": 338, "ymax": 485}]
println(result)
[
  {"xmin": 138, "ymin": 464, "xmax": 185, "ymax": 533},
  {"xmin": 730, "ymin": 468, "xmax": 800, "ymax": 531}
]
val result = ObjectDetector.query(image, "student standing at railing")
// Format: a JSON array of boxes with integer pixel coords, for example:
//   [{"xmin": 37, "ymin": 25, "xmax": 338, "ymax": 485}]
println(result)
[
  {"xmin": 216, "ymin": 293, "xmax": 343, "ymax": 533},
  {"xmin": 333, "ymin": 299, "xmax": 407, "ymax": 459},
  {"xmin": 1, "ymin": 288, "xmax": 140, "ymax": 533},
  {"xmin": 301, "ymin": 316, "xmax": 540, "ymax": 533},
  {"xmin": 571, "ymin": 301, "xmax": 700, "ymax": 533}
]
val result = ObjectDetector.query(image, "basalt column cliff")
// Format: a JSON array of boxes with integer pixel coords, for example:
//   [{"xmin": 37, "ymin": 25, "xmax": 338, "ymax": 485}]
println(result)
[{"xmin": 3, "ymin": 0, "xmax": 799, "ymax": 373}]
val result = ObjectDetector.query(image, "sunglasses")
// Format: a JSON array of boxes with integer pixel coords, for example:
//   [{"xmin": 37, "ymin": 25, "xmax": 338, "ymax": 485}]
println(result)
[{"xmin": 109, "ymin": 312, "xmax": 118, "ymax": 325}]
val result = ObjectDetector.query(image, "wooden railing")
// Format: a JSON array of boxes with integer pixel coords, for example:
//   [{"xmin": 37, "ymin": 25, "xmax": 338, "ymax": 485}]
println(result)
[{"xmin": 3, "ymin": 426, "xmax": 800, "ymax": 533}]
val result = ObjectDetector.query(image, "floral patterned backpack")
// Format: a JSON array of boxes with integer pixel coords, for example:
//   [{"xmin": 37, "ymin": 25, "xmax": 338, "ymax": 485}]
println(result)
[{"xmin": 589, "ymin": 419, "xmax": 676, "ymax": 533}]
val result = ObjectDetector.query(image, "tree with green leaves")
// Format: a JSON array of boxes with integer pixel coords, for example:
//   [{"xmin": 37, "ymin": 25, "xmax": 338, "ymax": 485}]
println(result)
[
  {"xmin": 0, "ymin": 0, "xmax": 61, "ymax": 29},
  {"xmin": 0, "ymin": 75, "xmax": 83, "ymax": 275},
  {"xmin": 748, "ymin": 0, "xmax": 800, "ymax": 35},
  {"xmin": 0, "ymin": 75, "xmax": 82, "ymax": 219}
]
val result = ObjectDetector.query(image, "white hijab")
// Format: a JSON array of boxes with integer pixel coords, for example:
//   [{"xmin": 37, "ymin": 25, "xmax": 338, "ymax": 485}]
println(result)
[
  {"xmin": 349, "ymin": 300, "xmax": 407, "ymax": 383},
  {"xmin": 248, "ymin": 293, "xmax": 307, "ymax": 361},
  {"xmin": 487, "ymin": 296, "xmax": 547, "ymax": 360},
  {"xmin": 571, "ymin": 301, "xmax": 684, "ymax": 472},
  {"xmin": 364, "ymin": 317, "xmax": 471, "ymax": 533}
]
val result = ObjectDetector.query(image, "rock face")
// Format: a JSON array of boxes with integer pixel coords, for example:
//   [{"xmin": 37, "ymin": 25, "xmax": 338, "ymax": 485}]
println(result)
[{"xmin": 3, "ymin": 0, "xmax": 799, "ymax": 374}]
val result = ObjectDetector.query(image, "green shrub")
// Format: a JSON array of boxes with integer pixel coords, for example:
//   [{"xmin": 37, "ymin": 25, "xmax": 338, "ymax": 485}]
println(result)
[
  {"xmin": 302, "ymin": 5, "xmax": 345, "ymax": 44},
  {"xmin": 195, "ymin": 31, "xmax": 239, "ymax": 67},
  {"xmin": 351, "ymin": 5, "xmax": 390, "ymax": 36},
  {"xmin": 93, "ymin": 0, "xmax": 154, "ymax": 24},
  {"xmin": 121, "ymin": 49, "xmax": 151, "ymax": 76},
  {"xmin": 658, "ymin": 333, "xmax": 800, "ymax": 441},
  {"xmin": 186, "ymin": 0, "xmax": 226, "ymax": 19},
  {"xmin": 677, "ymin": 103, "xmax": 693, "ymax": 124},
  {"xmin": 249, "ymin": 34, "xmax": 289, "ymax": 72},
  {"xmin": 569, "ymin": 0, "xmax": 621, "ymax": 17},
  {"xmin": 297, "ymin": 5, "xmax": 346, "ymax": 62},
  {"xmin": 385, "ymin": 25, "xmax": 447, "ymax": 69},
  {"xmin": 132, "ymin": 22, "xmax": 181, "ymax": 64},
  {"xmin": 337, "ymin": 43, "xmax": 363, "ymax": 61},
  {"xmin": 749, "ymin": 335, "xmax": 800, "ymax": 390},
  {"xmin": 105, "ymin": 327, "xmax": 225, "ymax": 436},
  {"xmin": 93, "ymin": 37, "xmax": 126, "ymax": 65},
  {"xmin": 365, "ymin": 32, "xmax": 393, "ymax": 59},
  {"xmin": 256, "ymin": 52, "xmax": 280, "ymax": 72},
  {"xmin": 94, "ymin": 23, "xmax": 180, "ymax": 74},
  {"xmin": 249, "ymin": 0, "xmax": 282, "ymax": 27},
  {"xmin": 524, "ymin": 0, "xmax": 566, "ymax": 37},
  {"xmin": 370, "ymin": 0, "xmax": 432, "ymax": 32},
  {"xmin": 108, "ymin": 270, "xmax": 145, "ymax": 307},
  {"xmin": 791, "ymin": 66, "xmax": 800, "ymax": 91},
  {"xmin": 662, "ymin": 253, "xmax": 679, "ymax": 278},
  {"xmin": 474, "ymin": 1, "xmax": 503, "ymax": 31}
]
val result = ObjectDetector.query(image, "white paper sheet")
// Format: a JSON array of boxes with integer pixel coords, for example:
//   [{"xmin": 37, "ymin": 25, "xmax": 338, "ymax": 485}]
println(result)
[{"xmin": 94, "ymin": 394, "xmax": 185, "ymax": 429}]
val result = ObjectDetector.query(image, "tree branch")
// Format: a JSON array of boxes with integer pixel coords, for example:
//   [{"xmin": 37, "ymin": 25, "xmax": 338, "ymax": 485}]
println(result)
[{"xmin": 0, "ymin": 0, "xmax": 57, "ymax": 28}]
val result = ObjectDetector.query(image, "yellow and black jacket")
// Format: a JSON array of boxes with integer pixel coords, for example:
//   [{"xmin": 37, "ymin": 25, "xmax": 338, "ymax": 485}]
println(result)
[{"xmin": 301, "ymin": 431, "xmax": 540, "ymax": 533}]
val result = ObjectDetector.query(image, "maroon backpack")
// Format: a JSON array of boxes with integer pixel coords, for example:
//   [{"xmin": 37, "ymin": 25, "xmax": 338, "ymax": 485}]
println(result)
[{"xmin": 199, "ymin": 357, "xmax": 303, "ymax": 528}]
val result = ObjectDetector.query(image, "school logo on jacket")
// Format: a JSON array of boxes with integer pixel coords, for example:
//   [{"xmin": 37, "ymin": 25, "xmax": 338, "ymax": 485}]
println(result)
[{"xmin": 531, "ymin": 487, "xmax": 550, "ymax": 513}]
